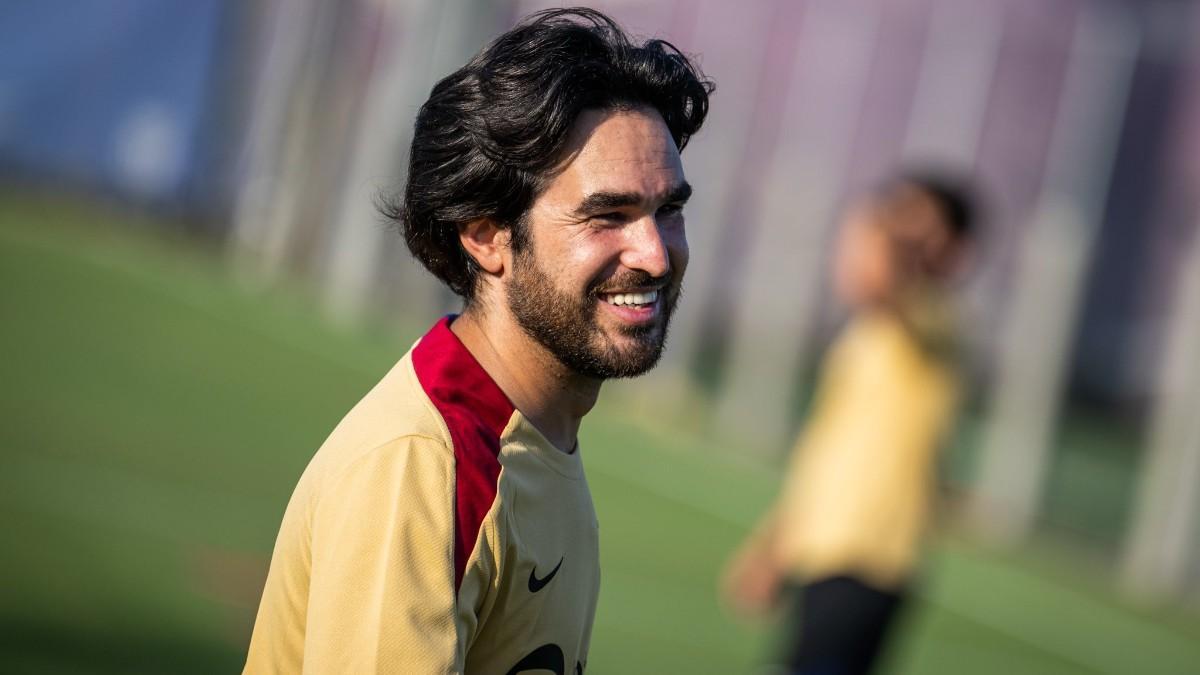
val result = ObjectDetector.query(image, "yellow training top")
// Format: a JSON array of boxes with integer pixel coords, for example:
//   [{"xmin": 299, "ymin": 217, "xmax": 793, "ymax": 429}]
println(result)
[
  {"xmin": 773, "ymin": 309, "xmax": 959, "ymax": 590},
  {"xmin": 244, "ymin": 317, "xmax": 600, "ymax": 674}
]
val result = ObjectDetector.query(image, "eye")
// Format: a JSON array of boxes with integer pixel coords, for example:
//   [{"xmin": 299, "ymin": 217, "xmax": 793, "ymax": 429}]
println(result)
[
  {"xmin": 657, "ymin": 202, "xmax": 685, "ymax": 218},
  {"xmin": 590, "ymin": 212, "xmax": 628, "ymax": 226}
]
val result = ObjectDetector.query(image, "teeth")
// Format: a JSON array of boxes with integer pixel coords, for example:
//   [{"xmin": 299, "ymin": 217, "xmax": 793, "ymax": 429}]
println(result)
[{"xmin": 605, "ymin": 290, "xmax": 659, "ymax": 306}]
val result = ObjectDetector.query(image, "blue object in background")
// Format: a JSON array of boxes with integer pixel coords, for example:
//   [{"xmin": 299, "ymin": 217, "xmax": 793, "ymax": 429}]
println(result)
[{"xmin": 0, "ymin": 1, "xmax": 228, "ymax": 207}]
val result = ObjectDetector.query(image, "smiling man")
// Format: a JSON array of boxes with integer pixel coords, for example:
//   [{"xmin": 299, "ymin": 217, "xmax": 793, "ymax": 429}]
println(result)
[{"xmin": 243, "ymin": 8, "xmax": 711, "ymax": 674}]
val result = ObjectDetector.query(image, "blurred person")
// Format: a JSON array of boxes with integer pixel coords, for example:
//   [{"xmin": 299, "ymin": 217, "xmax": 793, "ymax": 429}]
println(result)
[
  {"xmin": 243, "ymin": 8, "xmax": 711, "ymax": 674},
  {"xmin": 722, "ymin": 172, "xmax": 976, "ymax": 675}
]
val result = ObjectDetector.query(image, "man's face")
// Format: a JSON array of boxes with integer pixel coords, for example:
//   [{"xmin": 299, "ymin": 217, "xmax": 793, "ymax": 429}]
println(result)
[{"xmin": 506, "ymin": 106, "xmax": 691, "ymax": 380}]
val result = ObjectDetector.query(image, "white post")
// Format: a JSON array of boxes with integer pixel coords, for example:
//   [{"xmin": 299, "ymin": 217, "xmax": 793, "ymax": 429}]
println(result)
[
  {"xmin": 244, "ymin": 0, "xmax": 343, "ymax": 280},
  {"xmin": 713, "ymin": 1, "xmax": 880, "ymax": 452},
  {"xmin": 900, "ymin": 0, "xmax": 1004, "ymax": 165},
  {"xmin": 1121, "ymin": 224, "xmax": 1200, "ymax": 599},
  {"xmin": 968, "ymin": 4, "xmax": 1140, "ymax": 544},
  {"xmin": 320, "ymin": 0, "xmax": 503, "ymax": 323},
  {"xmin": 227, "ymin": 0, "xmax": 321, "ymax": 264}
]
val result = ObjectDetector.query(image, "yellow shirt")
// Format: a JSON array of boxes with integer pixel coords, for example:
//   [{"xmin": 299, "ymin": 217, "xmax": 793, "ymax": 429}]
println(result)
[
  {"xmin": 244, "ymin": 317, "xmax": 600, "ymax": 674},
  {"xmin": 773, "ymin": 310, "xmax": 959, "ymax": 590}
]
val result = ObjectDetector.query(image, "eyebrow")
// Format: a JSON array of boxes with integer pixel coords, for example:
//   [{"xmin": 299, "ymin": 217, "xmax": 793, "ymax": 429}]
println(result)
[{"xmin": 574, "ymin": 181, "xmax": 693, "ymax": 215}]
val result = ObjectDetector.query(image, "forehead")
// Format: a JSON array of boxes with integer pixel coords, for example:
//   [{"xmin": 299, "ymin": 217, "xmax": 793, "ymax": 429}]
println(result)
[
  {"xmin": 852, "ymin": 185, "xmax": 947, "ymax": 238},
  {"xmin": 542, "ymin": 106, "xmax": 684, "ymax": 204}
]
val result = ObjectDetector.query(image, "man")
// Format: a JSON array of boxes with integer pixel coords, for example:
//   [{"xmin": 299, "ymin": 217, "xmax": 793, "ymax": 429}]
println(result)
[
  {"xmin": 723, "ymin": 173, "xmax": 976, "ymax": 675},
  {"xmin": 243, "ymin": 8, "xmax": 711, "ymax": 674}
]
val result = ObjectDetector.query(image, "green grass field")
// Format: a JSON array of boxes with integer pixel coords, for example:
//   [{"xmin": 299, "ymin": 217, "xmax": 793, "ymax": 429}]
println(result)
[{"xmin": 1, "ymin": 194, "xmax": 1197, "ymax": 674}]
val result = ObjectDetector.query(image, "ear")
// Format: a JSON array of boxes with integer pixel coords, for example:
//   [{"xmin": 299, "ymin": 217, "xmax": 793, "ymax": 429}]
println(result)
[{"xmin": 458, "ymin": 218, "xmax": 509, "ymax": 276}]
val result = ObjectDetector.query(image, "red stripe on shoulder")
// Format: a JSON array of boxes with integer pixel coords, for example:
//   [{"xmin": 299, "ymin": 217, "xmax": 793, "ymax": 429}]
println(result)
[{"xmin": 412, "ymin": 316, "xmax": 514, "ymax": 591}]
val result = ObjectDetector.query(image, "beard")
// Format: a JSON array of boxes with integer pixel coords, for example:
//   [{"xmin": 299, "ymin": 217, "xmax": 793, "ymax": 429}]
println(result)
[{"xmin": 506, "ymin": 251, "xmax": 681, "ymax": 380}]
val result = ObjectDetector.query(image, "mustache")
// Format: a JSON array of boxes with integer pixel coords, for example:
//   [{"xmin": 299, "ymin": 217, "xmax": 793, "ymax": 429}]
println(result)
[{"xmin": 589, "ymin": 270, "xmax": 672, "ymax": 296}]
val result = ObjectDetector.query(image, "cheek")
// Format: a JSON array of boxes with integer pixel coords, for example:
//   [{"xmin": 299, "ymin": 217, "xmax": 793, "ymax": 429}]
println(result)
[
  {"xmin": 857, "ymin": 242, "xmax": 896, "ymax": 296},
  {"xmin": 834, "ymin": 230, "xmax": 888, "ymax": 301},
  {"xmin": 555, "ymin": 235, "xmax": 622, "ymax": 288}
]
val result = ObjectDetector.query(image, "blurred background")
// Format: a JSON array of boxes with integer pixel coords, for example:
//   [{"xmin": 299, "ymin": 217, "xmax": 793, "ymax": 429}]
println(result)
[{"xmin": 2, "ymin": 0, "xmax": 1199, "ymax": 673}]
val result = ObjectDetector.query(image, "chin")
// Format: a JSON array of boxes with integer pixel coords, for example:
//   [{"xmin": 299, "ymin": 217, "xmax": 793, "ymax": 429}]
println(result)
[
  {"xmin": 605, "ymin": 335, "xmax": 669, "ymax": 378},
  {"xmin": 603, "ymin": 351, "xmax": 663, "ymax": 379}
]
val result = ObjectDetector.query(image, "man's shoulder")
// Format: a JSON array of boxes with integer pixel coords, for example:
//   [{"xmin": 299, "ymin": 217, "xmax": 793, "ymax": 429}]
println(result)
[
  {"xmin": 306, "ymin": 349, "xmax": 453, "ymax": 481},
  {"xmin": 306, "ymin": 316, "xmax": 517, "ymax": 483}
]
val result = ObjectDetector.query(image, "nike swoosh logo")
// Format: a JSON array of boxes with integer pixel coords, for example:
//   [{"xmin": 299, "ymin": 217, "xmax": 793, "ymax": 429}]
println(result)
[{"xmin": 528, "ymin": 556, "xmax": 564, "ymax": 593}]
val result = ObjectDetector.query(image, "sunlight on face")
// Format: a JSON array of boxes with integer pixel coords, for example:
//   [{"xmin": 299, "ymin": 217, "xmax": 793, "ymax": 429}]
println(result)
[{"xmin": 507, "ymin": 106, "xmax": 691, "ymax": 379}]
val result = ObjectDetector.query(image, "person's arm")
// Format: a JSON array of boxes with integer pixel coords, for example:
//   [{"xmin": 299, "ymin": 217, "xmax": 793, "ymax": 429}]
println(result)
[
  {"xmin": 721, "ymin": 506, "xmax": 787, "ymax": 618},
  {"xmin": 304, "ymin": 435, "xmax": 462, "ymax": 673}
]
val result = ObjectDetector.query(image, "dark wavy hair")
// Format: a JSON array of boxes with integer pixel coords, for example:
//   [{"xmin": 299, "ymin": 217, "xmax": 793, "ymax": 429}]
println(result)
[{"xmin": 382, "ymin": 7, "xmax": 713, "ymax": 300}]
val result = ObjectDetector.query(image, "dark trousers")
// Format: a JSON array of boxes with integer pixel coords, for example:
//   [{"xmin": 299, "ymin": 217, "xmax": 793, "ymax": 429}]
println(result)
[{"xmin": 783, "ymin": 575, "xmax": 907, "ymax": 675}]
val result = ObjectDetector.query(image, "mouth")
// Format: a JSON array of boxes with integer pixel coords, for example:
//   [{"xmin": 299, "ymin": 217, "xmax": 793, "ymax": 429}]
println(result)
[
  {"xmin": 596, "ymin": 288, "xmax": 663, "ymax": 326},
  {"xmin": 599, "ymin": 289, "xmax": 659, "ymax": 308}
]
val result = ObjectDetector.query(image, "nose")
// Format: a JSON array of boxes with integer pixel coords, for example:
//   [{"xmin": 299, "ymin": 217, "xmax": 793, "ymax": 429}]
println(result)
[{"xmin": 621, "ymin": 215, "xmax": 673, "ymax": 279}]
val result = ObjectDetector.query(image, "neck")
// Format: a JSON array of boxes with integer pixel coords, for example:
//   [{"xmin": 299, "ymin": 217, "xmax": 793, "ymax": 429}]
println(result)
[{"xmin": 450, "ymin": 303, "xmax": 600, "ymax": 453}]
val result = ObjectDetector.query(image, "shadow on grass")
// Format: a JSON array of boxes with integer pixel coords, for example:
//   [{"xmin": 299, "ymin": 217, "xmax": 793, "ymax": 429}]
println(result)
[{"xmin": 0, "ymin": 617, "xmax": 243, "ymax": 675}]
